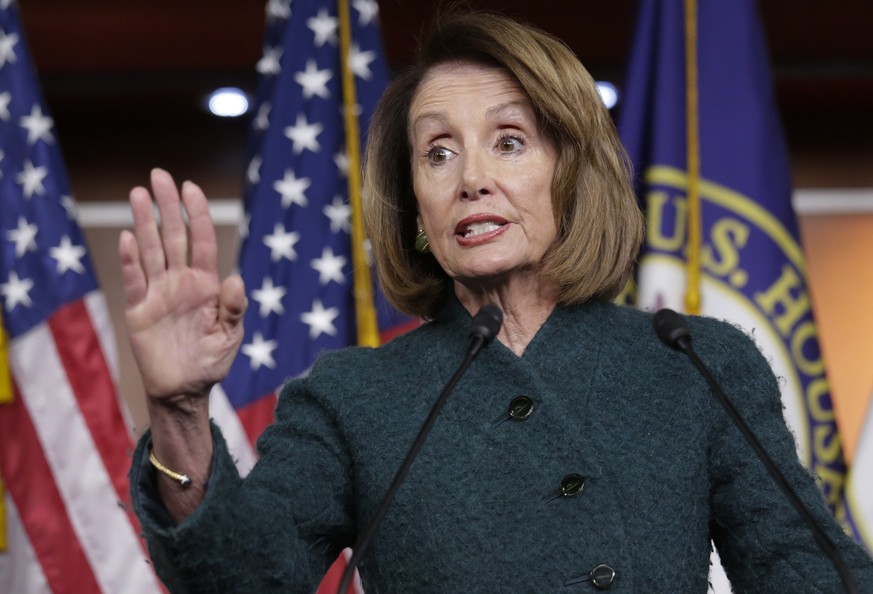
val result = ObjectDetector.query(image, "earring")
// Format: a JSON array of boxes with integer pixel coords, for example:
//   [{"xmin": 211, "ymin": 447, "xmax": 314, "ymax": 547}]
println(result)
[{"xmin": 414, "ymin": 229, "xmax": 430, "ymax": 254}]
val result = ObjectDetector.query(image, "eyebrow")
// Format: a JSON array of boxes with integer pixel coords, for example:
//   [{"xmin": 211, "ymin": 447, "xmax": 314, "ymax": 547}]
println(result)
[
  {"xmin": 411, "ymin": 100, "xmax": 532, "ymax": 134},
  {"xmin": 486, "ymin": 101, "xmax": 530, "ymax": 121},
  {"xmin": 411, "ymin": 111, "xmax": 449, "ymax": 133}
]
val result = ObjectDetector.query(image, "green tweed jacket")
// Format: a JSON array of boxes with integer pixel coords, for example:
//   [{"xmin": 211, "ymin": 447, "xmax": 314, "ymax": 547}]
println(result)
[{"xmin": 131, "ymin": 299, "xmax": 873, "ymax": 593}]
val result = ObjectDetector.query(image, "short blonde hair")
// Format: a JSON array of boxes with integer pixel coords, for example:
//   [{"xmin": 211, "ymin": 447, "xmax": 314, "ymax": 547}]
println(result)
[{"xmin": 364, "ymin": 11, "xmax": 643, "ymax": 319}]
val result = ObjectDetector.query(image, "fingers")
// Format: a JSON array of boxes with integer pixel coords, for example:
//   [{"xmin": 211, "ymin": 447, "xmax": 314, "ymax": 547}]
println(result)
[
  {"xmin": 150, "ymin": 169, "xmax": 189, "ymax": 270},
  {"xmin": 118, "ymin": 229, "xmax": 147, "ymax": 308},
  {"xmin": 219, "ymin": 275, "xmax": 248, "ymax": 330},
  {"xmin": 129, "ymin": 183, "xmax": 167, "ymax": 280},
  {"xmin": 181, "ymin": 180, "xmax": 219, "ymax": 275}
]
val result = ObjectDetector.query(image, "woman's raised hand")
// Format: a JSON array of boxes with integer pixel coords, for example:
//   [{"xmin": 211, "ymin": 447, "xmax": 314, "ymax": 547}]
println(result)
[{"xmin": 119, "ymin": 169, "xmax": 247, "ymax": 403}]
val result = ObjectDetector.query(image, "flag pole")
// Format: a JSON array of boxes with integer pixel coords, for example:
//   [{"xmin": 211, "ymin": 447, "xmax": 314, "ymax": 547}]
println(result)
[
  {"xmin": 0, "ymin": 312, "xmax": 10, "ymax": 405},
  {"xmin": 338, "ymin": 0, "xmax": 380, "ymax": 347},
  {"xmin": 683, "ymin": 0, "xmax": 702, "ymax": 315}
]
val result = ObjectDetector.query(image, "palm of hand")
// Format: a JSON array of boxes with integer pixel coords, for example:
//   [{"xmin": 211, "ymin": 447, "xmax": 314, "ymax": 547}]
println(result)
[
  {"xmin": 127, "ymin": 267, "xmax": 241, "ymax": 399},
  {"xmin": 120, "ymin": 169, "xmax": 247, "ymax": 402}
]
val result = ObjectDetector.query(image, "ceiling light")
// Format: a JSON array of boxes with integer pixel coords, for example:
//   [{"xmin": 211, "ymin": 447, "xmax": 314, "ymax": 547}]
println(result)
[
  {"xmin": 596, "ymin": 81, "xmax": 619, "ymax": 110},
  {"xmin": 206, "ymin": 87, "xmax": 250, "ymax": 118}
]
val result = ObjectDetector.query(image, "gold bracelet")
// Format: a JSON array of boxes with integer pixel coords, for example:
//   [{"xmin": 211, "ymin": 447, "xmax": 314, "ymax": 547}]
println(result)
[{"xmin": 149, "ymin": 448, "xmax": 193, "ymax": 487}]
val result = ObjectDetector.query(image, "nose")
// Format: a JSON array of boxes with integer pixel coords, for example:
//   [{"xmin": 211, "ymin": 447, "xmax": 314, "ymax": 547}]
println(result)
[{"xmin": 459, "ymin": 151, "xmax": 493, "ymax": 200}]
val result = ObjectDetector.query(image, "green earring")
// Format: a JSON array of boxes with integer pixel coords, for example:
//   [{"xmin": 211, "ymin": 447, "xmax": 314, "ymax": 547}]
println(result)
[{"xmin": 414, "ymin": 229, "xmax": 430, "ymax": 254}]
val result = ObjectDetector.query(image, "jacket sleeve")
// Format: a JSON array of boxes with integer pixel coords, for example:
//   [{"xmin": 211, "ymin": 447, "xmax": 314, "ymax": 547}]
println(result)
[
  {"xmin": 702, "ymin": 321, "xmax": 873, "ymax": 592},
  {"xmin": 129, "ymin": 376, "xmax": 356, "ymax": 594}
]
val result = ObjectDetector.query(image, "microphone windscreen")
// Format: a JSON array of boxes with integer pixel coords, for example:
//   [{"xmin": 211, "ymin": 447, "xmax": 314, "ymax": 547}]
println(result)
[
  {"xmin": 653, "ymin": 308, "xmax": 691, "ymax": 350},
  {"xmin": 469, "ymin": 304, "xmax": 503, "ymax": 342}
]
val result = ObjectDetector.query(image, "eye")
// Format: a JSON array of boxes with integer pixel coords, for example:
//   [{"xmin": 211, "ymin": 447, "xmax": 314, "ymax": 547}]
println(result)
[
  {"xmin": 497, "ymin": 134, "xmax": 524, "ymax": 153},
  {"xmin": 424, "ymin": 145, "xmax": 455, "ymax": 164}
]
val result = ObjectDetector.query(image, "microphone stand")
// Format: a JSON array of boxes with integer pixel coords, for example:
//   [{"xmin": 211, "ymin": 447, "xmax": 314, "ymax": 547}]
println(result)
[
  {"xmin": 336, "ymin": 305, "xmax": 502, "ymax": 594},
  {"xmin": 653, "ymin": 309, "xmax": 859, "ymax": 594}
]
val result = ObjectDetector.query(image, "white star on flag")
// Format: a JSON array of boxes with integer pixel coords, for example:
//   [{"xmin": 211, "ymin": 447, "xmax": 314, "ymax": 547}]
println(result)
[
  {"xmin": 294, "ymin": 59, "xmax": 332, "ymax": 99},
  {"xmin": 274, "ymin": 168, "xmax": 311, "ymax": 208},
  {"xmin": 323, "ymin": 196, "xmax": 351, "ymax": 233},
  {"xmin": 352, "ymin": 0, "xmax": 379, "ymax": 26},
  {"xmin": 300, "ymin": 299, "xmax": 340, "ymax": 339},
  {"xmin": 241, "ymin": 331, "xmax": 278, "ymax": 370},
  {"xmin": 7, "ymin": 216, "xmax": 38, "ymax": 257},
  {"xmin": 251, "ymin": 276, "xmax": 287, "ymax": 317},
  {"xmin": 247, "ymin": 155, "xmax": 262, "ymax": 184},
  {"xmin": 266, "ymin": 0, "xmax": 291, "ymax": 21},
  {"xmin": 19, "ymin": 104, "xmax": 54, "ymax": 145},
  {"xmin": 60, "ymin": 195, "xmax": 77, "ymax": 218},
  {"xmin": 1, "ymin": 270, "xmax": 34, "ymax": 310},
  {"xmin": 263, "ymin": 223, "xmax": 300, "ymax": 262},
  {"xmin": 0, "ymin": 28, "xmax": 19, "ymax": 67},
  {"xmin": 311, "ymin": 247, "xmax": 347, "ymax": 286},
  {"xmin": 16, "ymin": 159, "xmax": 48, "ymax": 198},
  {"xmin": 239, "ymin": 213, "xmax": 251, "ymax": 241},
  {"xmin": 308, "ymin": 8, "xmax": 338, "ymax": 47},
  {"xmin": 49, "ymin": 235, "xmax": 87, "ymax": 274},
  {"xmin": 349, "ymin": 44, "xmax": 376, "ymax": 80},
  {"xmin": 284, "ymin": 114, "xmax": 324, "ymax": 155},
  {"xmin": 257, "ymin": 46, "xmax": 283, "ymax": 76},
  {"xmin": 0, "ymin": 90, "xmax": 11, "ymax": 120},
  {"xmin": 333, "ymin": 151, "xmax": 349, "ymax": 177},
  {"xmin": 254, "ymin": 102, "xmax": 272, "ymax": 130}
]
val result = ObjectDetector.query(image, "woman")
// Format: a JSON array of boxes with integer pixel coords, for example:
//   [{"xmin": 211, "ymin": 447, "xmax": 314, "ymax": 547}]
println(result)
[{"xmin": 123, "ymin": 12, "xmax": 873, "ymax": 593}]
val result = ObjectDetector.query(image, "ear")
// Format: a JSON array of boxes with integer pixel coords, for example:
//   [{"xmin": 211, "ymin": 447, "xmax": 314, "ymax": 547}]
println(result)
[{"xmin": 416, "ymin": 213, "xmax": 423, "ymax": 230}]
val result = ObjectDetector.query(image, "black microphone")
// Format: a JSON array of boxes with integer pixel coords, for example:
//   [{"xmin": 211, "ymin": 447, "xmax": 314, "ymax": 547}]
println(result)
[
  {"xmin": 336, "ymin": 304, "xmax": 503, "ymax": 594},
  {"xmin": 652, "ymin": 308, "xmax": 859, "ymax": 594},
  {"xmin": 467, "ymin": 303, "xmax": 503, "ymax": 356}
]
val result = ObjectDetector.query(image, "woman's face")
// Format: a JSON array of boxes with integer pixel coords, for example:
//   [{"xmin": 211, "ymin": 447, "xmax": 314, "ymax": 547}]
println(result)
[{"xmin": 410, "ymin": 62, "xmax": 559, "ymax": 288}]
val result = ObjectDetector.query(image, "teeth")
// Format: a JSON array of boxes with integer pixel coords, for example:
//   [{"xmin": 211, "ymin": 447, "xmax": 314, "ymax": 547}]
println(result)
[{"xmin": 463, "ymin": 222, "xmax": 501, "ymax": 238}]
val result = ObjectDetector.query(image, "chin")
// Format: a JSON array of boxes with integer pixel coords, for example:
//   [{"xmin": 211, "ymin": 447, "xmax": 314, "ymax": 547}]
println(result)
[{"xmin": 454, "ymin": 261, "xmax": 523, "ymax": 286}]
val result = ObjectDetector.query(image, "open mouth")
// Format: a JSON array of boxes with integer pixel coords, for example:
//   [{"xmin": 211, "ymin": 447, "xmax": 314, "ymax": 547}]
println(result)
[{"xmin": 459, "ymin": 221, "xmax": 504, "ymax": 238}]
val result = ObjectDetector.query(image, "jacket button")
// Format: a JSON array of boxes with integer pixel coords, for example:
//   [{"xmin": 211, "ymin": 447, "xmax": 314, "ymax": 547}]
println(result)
[
  {"xmin": 560, "ymin": 473, "xmax": 585, "ymax": 497},
  {"xmin": 590, "ymin": 563, "xmax": 616, "ymax": 589},
  {"xmin": 508, "ymin": 396, "xmax": 534, "ymax": 420}
]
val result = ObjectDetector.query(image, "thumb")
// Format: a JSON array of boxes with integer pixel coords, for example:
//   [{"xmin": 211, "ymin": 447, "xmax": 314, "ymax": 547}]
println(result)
[{"xmin": 219, "ymin": 274, "xmax": 247, "ymax": 329}]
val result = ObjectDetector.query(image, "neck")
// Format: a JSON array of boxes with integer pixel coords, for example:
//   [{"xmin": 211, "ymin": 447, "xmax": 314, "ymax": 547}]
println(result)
[{"xmin": 453, "ymin": 275, "xmax": 558, "ymax": 357}]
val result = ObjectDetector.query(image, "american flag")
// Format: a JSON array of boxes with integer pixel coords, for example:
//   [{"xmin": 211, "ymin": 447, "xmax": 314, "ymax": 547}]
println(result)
[
  {"xmin": 207, "ymin": 0, "xmax": 409, "ymax": 471},
  {"xmin": 204, "ymin": 1, "xmax": 410, "ymax": 590},
  {"xmin": 0, "ymin": 2, "xmax": 163, "ymax": 593}
]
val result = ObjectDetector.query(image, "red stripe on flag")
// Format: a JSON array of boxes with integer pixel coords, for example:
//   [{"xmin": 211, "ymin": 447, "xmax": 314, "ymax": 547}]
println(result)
[
  {"xmin": 46, "ymin": 298, "xmax": 167, "ymax": 593},
  {"xmin": 0, "ymin": 381, "xmax": 103, "ymax": 594},
  {"xmin": 380, "ymin": 320, "xmax": 421, "ymax": 344},
  {"xmin": 235, "ymin": 392, "xmax": 278, "ymax": 447},
  {"xmin": 47, "ymin": 300, "xmax": 135, "ymax": 508}
]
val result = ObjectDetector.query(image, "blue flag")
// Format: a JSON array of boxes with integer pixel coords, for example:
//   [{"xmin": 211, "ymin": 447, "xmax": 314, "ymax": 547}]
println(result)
[{"xmin": 618, "ymin": 0, "xmax": 851, "ymax": 531}]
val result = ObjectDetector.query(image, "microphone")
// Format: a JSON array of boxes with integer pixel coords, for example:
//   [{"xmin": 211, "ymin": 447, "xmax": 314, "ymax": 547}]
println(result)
[
  {"xmin": 652, "ymin": 308, "xmax": 859, "ymax": 594},
  {"xmin": 467, "ymin": 303, "xmax": 503, "ymax": 356},
  {"xmin": 336, "ymin": 304, "xmax": 503, "ymax": 594}
]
